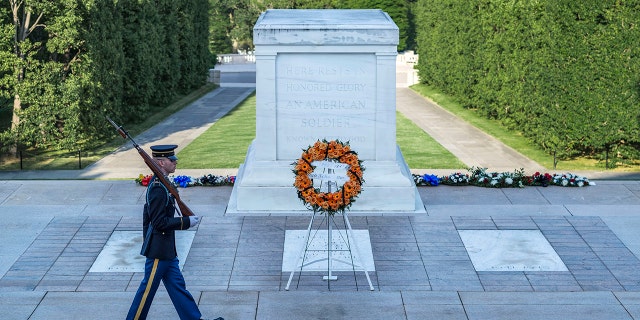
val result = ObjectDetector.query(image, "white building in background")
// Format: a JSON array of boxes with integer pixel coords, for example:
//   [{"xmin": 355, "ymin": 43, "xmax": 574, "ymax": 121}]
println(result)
[{"xmin": 211, "ymin": 51, "xmax": 420, "ymax": 87}]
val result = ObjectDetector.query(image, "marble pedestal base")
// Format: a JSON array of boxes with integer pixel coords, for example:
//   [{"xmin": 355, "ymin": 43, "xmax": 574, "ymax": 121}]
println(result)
[{"xmin": 226, "ymin": 142, "xmax": 425, "ymax": 214}]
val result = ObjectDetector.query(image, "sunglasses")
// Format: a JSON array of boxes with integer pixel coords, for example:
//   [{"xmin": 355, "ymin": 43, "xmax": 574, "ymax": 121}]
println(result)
[{"xmin": 160, "ymin": 158, "xmax": 177, "ymax": 163}]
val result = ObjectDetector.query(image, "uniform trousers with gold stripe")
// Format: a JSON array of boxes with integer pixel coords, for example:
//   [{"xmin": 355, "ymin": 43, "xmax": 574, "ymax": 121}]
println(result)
[{"xmin": 126, "ymin": 257, "xmax": 201, "ymax": 320}]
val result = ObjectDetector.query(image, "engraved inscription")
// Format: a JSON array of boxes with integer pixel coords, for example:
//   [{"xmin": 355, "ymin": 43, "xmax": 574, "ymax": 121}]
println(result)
[
  {"xmin": 301, "ymin": 118, "xmax": 350, "ymax": 128},
  {"xmin": 284, "ymin": 100, "xmax": 366, "ymax": 110},
  {"xmin": 284, "ymin": 83, "xmax": 366, "ymax": 92},
  {"xmin": 276, "ymin": 53, "xmax": 376, "ymax": 159}
]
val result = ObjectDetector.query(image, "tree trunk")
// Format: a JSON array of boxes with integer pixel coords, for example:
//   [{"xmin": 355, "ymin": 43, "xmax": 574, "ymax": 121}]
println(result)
[
  {"xmin": 8, "ymin": 94, "xmax": 21, "ymax": 156},
  {"xmin": 9, "ymin": 1, "xmax": 42, "ymax": 156}
]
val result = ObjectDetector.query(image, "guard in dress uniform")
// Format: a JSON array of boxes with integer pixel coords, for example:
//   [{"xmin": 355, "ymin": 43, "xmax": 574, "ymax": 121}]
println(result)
[{"xmin": 126, "ymin": 145, "xmax": 222, "ymax": 320}]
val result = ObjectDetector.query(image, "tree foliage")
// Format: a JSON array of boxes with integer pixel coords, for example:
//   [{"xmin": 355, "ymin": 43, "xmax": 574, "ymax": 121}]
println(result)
[
  {"xmin": 0, "ymin": 0, "xmax": 210, "ymax": 153},
  {"xmin": 210, "ymin": 0, "xmax": 261, "ymax": 54},
  {"xmin": 209, "ymin": 0, "xmax": 417, "ymax": 54},
  {"xmin": 415, "ymin": 0, "xmax": 640, "ymax": 164},
  {"xmin": 337, "ymin": 0, "xmax": 415, "ymax": 51}
]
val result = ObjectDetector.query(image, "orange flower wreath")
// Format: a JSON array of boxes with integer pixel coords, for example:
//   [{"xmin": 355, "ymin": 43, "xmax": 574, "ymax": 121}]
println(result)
[{"xmin": 292, "ymin": 139, "xmax": 364, "ymax": 215}]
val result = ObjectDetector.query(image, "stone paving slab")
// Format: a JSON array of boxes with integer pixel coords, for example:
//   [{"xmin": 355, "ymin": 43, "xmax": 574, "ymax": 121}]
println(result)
[
  {"xmin": 257, "ymin": 291, "xmax": 405, "ymax": 319},
  {"xmin": 4, "ymin": 290, "xmax": 640, "ymax": 320},
  {"xmin": 460, "ymin": 291, "xmax": 633, "ymax": 320},
  {"xmin": 28, "ymin": 292, "xmax": 132, "ymax": 320},
  {"xmin": 0, "ymin": 292, "xmax": 45, "ymax": 320}
]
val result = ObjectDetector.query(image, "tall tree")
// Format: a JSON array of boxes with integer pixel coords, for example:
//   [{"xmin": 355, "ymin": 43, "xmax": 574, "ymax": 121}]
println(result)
[
  {"xmin": 0, "ymin": 7, "xmax": 17, "ymax": 131},
  {"xmin": 177, "ymin": 0, "xmax": 210, "ymax": 90},
  {"xmin": 4, "ymin": 0, "xmax": 89, "ymax": 151},
  {"xmin": 6, "ymin": 0, "xmax": 46, "ymax": 150},
  {"xmin": 1, "ymin": 0, "xmax": 212, "ymax": 154},
  {"xmin": 209, "ymin": 0, "xmax": 233, "ymax": 54},
  {"xmin": 415, "ymin": 0, "xmax": 640, "ymax": 163},
  {"xmin": 209, "ymin": 0, "xmax": 261, "ymax": 54},
  {"xmin": 337, "ymin": 0, "xmax": 414, "ymax": 51},
  {"xmin": 76, "ymin": 0, "xmax": 125, "ymax": 138}
]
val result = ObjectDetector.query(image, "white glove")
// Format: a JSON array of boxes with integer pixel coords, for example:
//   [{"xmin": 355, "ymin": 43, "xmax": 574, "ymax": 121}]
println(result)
[{"xmin": 189, "ymin": 216, "xmax": 201, "ymax": 229}]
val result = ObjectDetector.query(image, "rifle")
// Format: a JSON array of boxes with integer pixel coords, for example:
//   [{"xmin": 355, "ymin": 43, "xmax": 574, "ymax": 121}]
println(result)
[{"xmin": 106, "ymin": 116, "xmax": 195, "ymax": 217}]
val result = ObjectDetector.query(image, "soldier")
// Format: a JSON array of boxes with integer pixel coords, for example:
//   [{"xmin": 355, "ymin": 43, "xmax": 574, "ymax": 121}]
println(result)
[{"xmin": 126, "ymin": 145, "xmax": 223, "ymax": 320}]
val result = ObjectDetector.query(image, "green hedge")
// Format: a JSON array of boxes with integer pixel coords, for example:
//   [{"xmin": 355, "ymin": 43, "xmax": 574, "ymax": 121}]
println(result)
[
  {"xmin": 0, "ymin": 0, "xmax": 210, "ymax": 151},
  {"xmin": 415, "ymin": 0, "xmax": 640, "ymax": 164}
]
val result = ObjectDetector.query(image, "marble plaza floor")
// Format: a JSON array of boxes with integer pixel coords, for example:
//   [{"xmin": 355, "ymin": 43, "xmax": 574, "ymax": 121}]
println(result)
[{"xmin": 1, "ymin": 179, "xmax": 640, "ymax": 319}]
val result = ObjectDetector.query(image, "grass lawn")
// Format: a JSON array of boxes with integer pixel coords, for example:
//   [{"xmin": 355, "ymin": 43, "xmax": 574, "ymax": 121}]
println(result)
[
  {"xmin": 177, "ymin": 93, "xmax": 465, "ymax": 169},
  {"xmin": 396, "ymin": 111, "xmax": 466, "ymax": 169},
  {"xmin": 178, "ymin": 94, "xmax": 256, "ymax": 168}
]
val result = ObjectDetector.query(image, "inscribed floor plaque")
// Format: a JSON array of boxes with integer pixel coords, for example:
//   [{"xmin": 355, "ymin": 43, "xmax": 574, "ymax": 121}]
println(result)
[
  {"xmin": 89, "ymin": 231, "xmax": 196, "ymax": 272},
  {"xmin": 282, "ymin": 230, "xmax": 375, "ymax": 272},
  {"xmin": 458, "ymin": 230, "xmax": 568, "ymax": 272}
]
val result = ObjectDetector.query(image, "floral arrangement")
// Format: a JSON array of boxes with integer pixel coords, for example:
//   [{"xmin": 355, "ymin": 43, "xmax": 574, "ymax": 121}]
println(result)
[
  {"xmin": 468, "ymin": 167, "xmax": 526, "ymax": 188},
  {"xmin": 440, "ymin": 172, "xmax": 471, "ymax": 186},
  {"xmin": 135, "ymin": 173, "xmax": 235, "ymax": 188},
  {"xmin": 550, "ymin": 173, "xmax": 591, "ymax": 187},
  {"xmin": 135, "ymin": 169, "xmax": 592, "ymax": 189},
  {"xmin": 292, "ymin": 139, "xmax": 364, "ymax": 215},
  {"xmin": 526, "ymin": 172, "xmax": 553, "ymax": 187},
  {"xmin": 136, "ymin": 174, "xmax": 154, "ymax": 186},
  {"xmin": 411, "ymin": 168, "xmax": 593, "ymax": 188},
  {"xmin": 414, "ymin": 173, "xmax": 440, "ymax": 186}
]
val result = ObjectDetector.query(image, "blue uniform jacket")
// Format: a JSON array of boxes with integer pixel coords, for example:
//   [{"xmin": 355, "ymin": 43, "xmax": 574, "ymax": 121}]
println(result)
[{"xmin": 141, "ymin": 177, "xmax": 190, "ymax": 260}]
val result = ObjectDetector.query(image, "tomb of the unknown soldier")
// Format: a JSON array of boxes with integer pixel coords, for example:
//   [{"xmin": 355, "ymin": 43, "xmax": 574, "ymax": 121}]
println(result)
[{"xmin": 228, "ymin": 9, "xmax": 424, "ymax": 214}]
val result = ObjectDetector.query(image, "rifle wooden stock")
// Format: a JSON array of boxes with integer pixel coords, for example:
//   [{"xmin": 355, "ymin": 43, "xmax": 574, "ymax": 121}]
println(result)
[{"xmin": 107, "ymin": 116, "xmax": 194, "ymax": 217}]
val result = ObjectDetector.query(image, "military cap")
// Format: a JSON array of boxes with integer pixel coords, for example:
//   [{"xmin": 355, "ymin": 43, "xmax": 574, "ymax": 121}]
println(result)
[{"xmin": 150, "ymin": 144, "xmax": 178, "ymax": 161}]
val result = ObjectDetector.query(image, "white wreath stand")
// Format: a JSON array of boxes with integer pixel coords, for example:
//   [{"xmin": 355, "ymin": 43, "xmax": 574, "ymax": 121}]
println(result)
[{"xmin": 285, "ymin": 168, "xmax": 374, "ymax": 291}]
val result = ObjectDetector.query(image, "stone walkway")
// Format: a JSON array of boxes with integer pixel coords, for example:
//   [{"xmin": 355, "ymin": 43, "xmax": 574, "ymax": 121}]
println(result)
[{"xmin": 396, "ymin": 88, "xmax": 546, "ymax": 173}]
